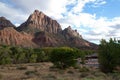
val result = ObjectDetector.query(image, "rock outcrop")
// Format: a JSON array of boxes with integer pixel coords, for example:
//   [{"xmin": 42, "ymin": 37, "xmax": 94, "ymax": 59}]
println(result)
[
  {"xmin": 18, "ymin": 10, "xmax": 62, "ymax": 34},
  {"xmin": 62, "ymin": 26, "xmax": 82, "ymax": 39},
  {"xmin": 0, "ymin": 17, "xmax": 15, "ymax": 29}
]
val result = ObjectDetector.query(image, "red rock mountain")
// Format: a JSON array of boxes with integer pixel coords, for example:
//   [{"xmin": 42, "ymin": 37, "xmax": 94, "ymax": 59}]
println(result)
[
  {"xmin": 0, "ymin": 10, "xmax": 97, "ymax": 50},
  {"xmin": 17, "ymin": 10, "xmax": 62, "ymax": 34},
  {"xmin": 0, "ymin": 17, "xmax": 37, "ymax": 47}
]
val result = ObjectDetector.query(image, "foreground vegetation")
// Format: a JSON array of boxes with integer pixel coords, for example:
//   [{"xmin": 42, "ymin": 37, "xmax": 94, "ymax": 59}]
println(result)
[
  {"xmin": 0, "ymin": 45, "xmax": 94, "ymax": 66},
  {"xmin": 0, "ymin": 38, "xmax": 120, "ymax": 79},
  {"xmin": 99, "ymin": 38, "xmax": 120, "ymax": 73},
  {"xmin": 0, "ymin": 62, "xmax": 120, "ymax": 80}
]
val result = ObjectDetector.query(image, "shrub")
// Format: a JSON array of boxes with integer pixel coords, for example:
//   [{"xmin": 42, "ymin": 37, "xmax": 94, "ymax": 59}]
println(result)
[
  {"xmin": 99, "ymin": 38, "xmax": 120, "ymax": 73},
  {"xmin": 50, "ymin": 47, "xmax": 77, "ymax": 69},
  {"xmin": 25, "ymin": 70, "xmax": 39, "ymax": 76},
  {"xmin": 0, "ymin": 73, "xmax": 3, "ymax": 79},
  {"xmin": 79, "ymin": 67, "xmax": 89, "ymax": 72},
  {"xmin": 17, "ymin": 66, "xmax": 27, "ymax": 70}
]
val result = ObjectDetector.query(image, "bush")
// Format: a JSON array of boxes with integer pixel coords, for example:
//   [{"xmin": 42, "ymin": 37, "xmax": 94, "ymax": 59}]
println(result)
[
  {"xmin": 25, "ymin": 70, "xmax": 39, "ymax": 76},
  {"xmin": 0, "ymin": 73, "xmax": 3, "ymax": 79},
  {"xmin": 17, "ymin": 66, "xmax": 27, "ymax": 70},
  {"xmin": 79, "ymin": 67, "xmax": 89, "ymax": 72},
  {"xmin": 50, "ymin": 47, "xmax": 77, "ymax": 69},
  {"xmin": 99, "ymin": 38, "xmax": 120, "ymax": 73}
]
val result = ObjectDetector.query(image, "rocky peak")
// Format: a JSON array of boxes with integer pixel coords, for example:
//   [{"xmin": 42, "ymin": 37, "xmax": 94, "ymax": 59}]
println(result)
[
  {"xmin": 27, "ymin": 10, "xmax": 45, "ymax": 22},
  {"xmin": 0, "ymin": 16, "xmax": 15, "ymax": 29},
  {"xmin": 0, "ymin": 17, "xmax": 6, "ymax": 20},
  {"xmin": 18, "ymin": 10, "xmax": 62, "ymax": 34},
  {"xmin": 67, "ymin": 26, "xmax": 72, "ymax": 30},
  {"xmin": 63, "ymin": 26, "xmax": 82, "ymax": 38}
]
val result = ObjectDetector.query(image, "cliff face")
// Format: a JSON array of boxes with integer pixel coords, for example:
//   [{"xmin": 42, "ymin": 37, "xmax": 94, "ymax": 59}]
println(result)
[
  {"xmin": 0, "ymin": 10, "xmax": 98, "ymax": 50},
  {"xmin": 0, "ymin": 27, "xmax": 37, "ymax": 47}
]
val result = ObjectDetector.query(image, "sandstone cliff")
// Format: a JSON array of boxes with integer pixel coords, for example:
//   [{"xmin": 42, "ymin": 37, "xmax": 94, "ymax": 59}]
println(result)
[{"xmin": 0, "ymin": 27, "xmax": 37, "ymax": 47}]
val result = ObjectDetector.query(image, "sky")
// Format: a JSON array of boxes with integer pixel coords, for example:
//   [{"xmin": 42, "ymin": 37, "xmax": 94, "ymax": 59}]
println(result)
[{"xmin": 0, "ymin": 0, "xmax": 120, "ymax": 44}]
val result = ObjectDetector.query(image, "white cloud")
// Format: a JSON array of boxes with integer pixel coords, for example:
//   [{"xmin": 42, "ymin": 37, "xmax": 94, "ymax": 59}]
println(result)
[
  {"xmin": 0, "ymin": 2, "xmax": 28, "ymax": 24},
  {"xmin": 0, "ymin": 0, "xmax": 120, "ymax": 44},
  {"xmin": 11, "ymin": 0, "xmax": 50, "ymax": 13}
]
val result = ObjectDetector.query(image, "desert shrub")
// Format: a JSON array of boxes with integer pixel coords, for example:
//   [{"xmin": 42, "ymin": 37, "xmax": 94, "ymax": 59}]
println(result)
[
  {"xmin": 107, "ymin": 73, "xmax": 120, "ymax": 80},
  {"xmin": 0, "ymin": 73, "xmax": 3, "ymax": 79},
  {"xmin": 29, "ymin": 53, "xmax": 37, "ymax": 63},
  {"xmin": 36, "ymin": 51, "xmax": 49, "ymax": 62},
  {"xmin": 79, "ymin": 67, "xmax": 89, "ymax": 72},
  {"xmin": 80, "ymin": 72, "xmax": 89, "ymax": 78},
  {"xmin": 25, "ymin": 70, "xmax": 39, "ymax": 76},
  {"xmin": 43, "ymin": 74, "xmax": 57, "ymax": 80},
  {"xmin": 91, "ymin": 71, "xmax": 106, "ymax": 78},
  {"xmin": 67, "ymin": 70, "xmax": 74, "ymax": 74},
  {"xmin": 17, "ymin": 66, "xmax": 27, "ymax": 70}
]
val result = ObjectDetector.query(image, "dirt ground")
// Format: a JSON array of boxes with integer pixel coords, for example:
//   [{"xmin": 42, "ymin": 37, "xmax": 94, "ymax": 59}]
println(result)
[{"xmin": 0, "ymin": 62, "xmax": 120, "ymax": 80}]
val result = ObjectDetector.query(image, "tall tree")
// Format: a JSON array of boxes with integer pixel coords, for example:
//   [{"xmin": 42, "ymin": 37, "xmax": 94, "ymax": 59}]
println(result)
[{"xmin": 99, "ymin": 38, "xmax": 120, "ymax": 73}]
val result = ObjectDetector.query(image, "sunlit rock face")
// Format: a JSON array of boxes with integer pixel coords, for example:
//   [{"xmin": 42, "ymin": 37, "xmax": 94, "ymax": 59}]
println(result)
[{"xmin": 18, "ymin": 10, "xmax": 62, "ymax": 34}]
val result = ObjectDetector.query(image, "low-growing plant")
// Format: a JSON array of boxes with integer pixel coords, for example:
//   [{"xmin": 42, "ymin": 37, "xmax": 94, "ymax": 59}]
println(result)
[
  {"xmin": 80, "ymin": 72, "xmax": 89, "ymax": 78},
  {"xmin": 67, "ymin": 70, "xmax": 74, "ymax": 74},
  {"xmin": 0, "ymin": 73, "xmax": 3, "ymax": 79},
  {"xmin": 17, "ymin": 66, "xmax": 27, "ymax": 70},
  {"xmin": 42, "ymin": 74, "xmax": 57, "ymax": 80},
  {"xmin": 79, "ymin": 67, "xmax": 89, "ymax": 72},
  {"xmin": 25, "ymin": 70, "xmax": 39, "ymax": 76}
]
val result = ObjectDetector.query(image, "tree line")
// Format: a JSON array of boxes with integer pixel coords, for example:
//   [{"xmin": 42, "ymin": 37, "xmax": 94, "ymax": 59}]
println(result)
[
  {"xmin": 1, "ymin": 38, "xmax": 120, "ymax": 73},
  {"xmin": 0, "ymin": 45, "xmax": 94, "ymax": 68}
]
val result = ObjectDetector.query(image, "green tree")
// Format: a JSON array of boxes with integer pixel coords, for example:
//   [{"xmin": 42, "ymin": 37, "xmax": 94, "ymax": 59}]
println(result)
[
  {"xmin": 29, "ymin": 53, "xmax": 37, "ymax": 63},
  {"xmin": 99, "ymin": 38, "xmax": 120, "ymax": 73},
  {"xmin": 50, "ymin": 47, "xmax": 77, "ymax": 69},
  {"xmin": 24, "ymin": 48, "xmax": 37, "ymax": 63},
  {"xmin": 10, "ymin": 47, "xmax": 25, "ymax": 63},
  {"xmin": 0, "ymin": 46, "xmax": 12, "ymax": 65}
]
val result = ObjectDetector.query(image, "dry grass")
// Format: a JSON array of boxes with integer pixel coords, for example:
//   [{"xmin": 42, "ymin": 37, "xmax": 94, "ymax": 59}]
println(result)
[{"xmin": 0, "ymin": 62, "xmax": 119, "ymax": 80}]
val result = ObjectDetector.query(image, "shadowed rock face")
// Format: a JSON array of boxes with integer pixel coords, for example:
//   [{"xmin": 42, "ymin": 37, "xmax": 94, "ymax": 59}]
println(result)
[
  {"xmin": 0, "ymin": 10, "xmax": 98, "ymax": 50},
  {"xmin": 0, "ymin": 17, "xmax": 15, "ymax": 29},
  {"xmin": 62, "ymin": 26, "xmax": 82, "ymax": 39}
]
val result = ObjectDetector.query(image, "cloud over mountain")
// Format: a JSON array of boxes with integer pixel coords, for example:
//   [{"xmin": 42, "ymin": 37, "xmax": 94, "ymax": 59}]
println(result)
[{"xmin": 0, "ymin": 0, "xmax": 120, "ymax": 44}]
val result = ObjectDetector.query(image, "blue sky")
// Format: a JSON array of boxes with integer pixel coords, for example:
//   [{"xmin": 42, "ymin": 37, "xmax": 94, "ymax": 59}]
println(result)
[
  {"xmin": 83, "ymin": 0, "xmax": 120, "ymax": 18},
  {"xmin": 0, "ymin": 0, "xmax": 120, "ymax": 44}
]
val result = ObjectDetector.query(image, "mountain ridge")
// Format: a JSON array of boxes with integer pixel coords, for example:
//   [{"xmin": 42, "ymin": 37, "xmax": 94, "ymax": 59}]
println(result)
[{"xmin": 0, "ymin": 10, "xmax": 98, "ymax": 50}]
